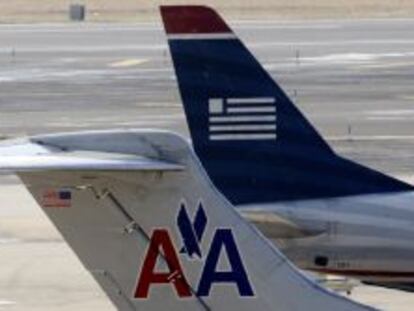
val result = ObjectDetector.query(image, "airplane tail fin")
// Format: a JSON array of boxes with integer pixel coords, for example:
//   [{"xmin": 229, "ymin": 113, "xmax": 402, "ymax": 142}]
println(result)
[
  {"xmin": 162, "ymin": 5, "xmax": 413, "ymax": 205},
  {"xmin": 0, "ymin": 131, "xmax": 374, "ymax": 310}
]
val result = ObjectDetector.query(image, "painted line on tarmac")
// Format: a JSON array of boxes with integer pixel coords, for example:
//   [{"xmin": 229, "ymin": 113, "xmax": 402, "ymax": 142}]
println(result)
[
  {"xmin": 0, "ymin": 300, "xmax": 16, "ymax": 306},
  {"xmin": 327, "ymin": 135, "xmax": 414, "ymax": 141},
  {"xmin": 357, "ymin": 61, "xmax": 414, "ymax": 70},
  {"xmin": 108, "ymin": 58, "xmax": 148, "ymax": 68}
]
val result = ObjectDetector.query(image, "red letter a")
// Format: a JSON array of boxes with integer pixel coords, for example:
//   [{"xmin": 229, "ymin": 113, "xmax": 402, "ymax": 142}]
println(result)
[{"xmin": 135, "ymin": 229, "xmax": 192, "ymax": 298}]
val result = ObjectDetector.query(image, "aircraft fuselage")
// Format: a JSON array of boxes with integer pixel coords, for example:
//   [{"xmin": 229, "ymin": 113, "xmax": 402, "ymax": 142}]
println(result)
[{"xmin": 242, "ymin": 191, "xmax": 414, "ymax": 283}]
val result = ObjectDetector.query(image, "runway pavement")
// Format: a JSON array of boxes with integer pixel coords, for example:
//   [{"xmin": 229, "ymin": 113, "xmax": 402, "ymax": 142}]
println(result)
[{"xmin": 0, "ymin": 19, "xmax": 414, "ymax": 310}]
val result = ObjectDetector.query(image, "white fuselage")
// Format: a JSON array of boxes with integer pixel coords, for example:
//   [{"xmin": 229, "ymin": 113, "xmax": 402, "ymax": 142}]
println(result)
[{"xmin": 243, "ymin": 191, "xmax": 414, "ymax": 283}]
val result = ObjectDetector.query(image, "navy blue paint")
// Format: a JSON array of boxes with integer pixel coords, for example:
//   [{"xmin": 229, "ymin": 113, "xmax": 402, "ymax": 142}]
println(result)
[
  {"xmin": 197, "ymin": 229, "xmax": 254, "ymax": 297},
  {"xmin": 59, "ymin": 191, "xmax": 72, "ymax": 200},
  {"xmin": 178, "ymin": 203, "xmax": 207, "ymax": 258},
  {"xmin": 167, "ymin": 38, "xmax": 413, "ymax": 205}
]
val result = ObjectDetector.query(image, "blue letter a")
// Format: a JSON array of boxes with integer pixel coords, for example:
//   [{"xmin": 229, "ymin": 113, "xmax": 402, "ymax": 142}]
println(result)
[{"xmin": 197, "ymin": 229, "xmax": 254, "ymax": 297}]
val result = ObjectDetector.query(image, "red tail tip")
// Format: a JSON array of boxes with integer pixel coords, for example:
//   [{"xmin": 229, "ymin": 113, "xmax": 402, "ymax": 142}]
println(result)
[{"xmin": 160, "ymin": 5, "xmax": 232, "ymax": 35}]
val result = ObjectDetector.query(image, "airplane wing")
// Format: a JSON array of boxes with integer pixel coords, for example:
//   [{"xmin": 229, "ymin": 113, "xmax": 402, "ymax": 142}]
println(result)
[{"xmin": 0, "ymin": 129, "xmax": 374, "ymax": 310}]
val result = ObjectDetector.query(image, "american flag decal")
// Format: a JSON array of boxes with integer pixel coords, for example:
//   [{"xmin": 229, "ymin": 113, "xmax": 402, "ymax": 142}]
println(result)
[
  {"xmin": 42, "ymin": 189, "xmax": 72, "ymax": 208},
  {"xmin": 208, "ymin": 97, "xmax": 277, "ymax": 141}
]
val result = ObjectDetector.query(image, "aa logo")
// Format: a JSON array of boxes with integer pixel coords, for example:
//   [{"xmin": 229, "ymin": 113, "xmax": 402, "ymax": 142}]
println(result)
[{"xmin": 134, "ymin": 201, "xmax": 254, "ymax": 298}]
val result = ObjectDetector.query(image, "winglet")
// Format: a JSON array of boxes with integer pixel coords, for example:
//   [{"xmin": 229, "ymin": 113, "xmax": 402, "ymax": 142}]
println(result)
[{"xmin": 160, "ymin": 5, "xmax": 232, "ymax": 35}]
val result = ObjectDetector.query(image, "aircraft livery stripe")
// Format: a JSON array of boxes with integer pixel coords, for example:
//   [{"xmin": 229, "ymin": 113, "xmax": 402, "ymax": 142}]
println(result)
[
  {"xmin": 160, "ymin": 5, "xmax": 232, "ymax": 34},
  {"xmin": 227, "ymin": 107, "xmax": 276, "ymax": 113},
  {"xmin": 310, "ymin": 268, "xmax": 414, "ymax": 278},
  {"xmin": 168, "ymin": 33, "xmax": 236, "ymax": 40},
  {"xmin": 227, "ymin": 97, "xmax": 276, "ymax": 104},
  {"xmin": 210, "ymin": 125, "xmax": 276, "ymax": 132},
  {"xmin": 210, "ymin": 134, "xmax": 277, "ymax": 141},
  {"xmin": 209, "ymin": 116, "xmax": 276, "ymax": 123}
]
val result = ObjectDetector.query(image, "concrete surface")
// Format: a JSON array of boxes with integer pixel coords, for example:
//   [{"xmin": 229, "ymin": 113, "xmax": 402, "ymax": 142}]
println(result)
[{"xmin": 2, "ymin": 0, "xmax": 414, "ymax": 23}]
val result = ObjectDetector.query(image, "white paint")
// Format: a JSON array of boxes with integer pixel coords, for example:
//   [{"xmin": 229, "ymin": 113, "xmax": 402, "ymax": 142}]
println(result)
[
  {"xmin": 0, "ymin": 68, "xmax": 116, "ymax": 83},
  {"xmin": 0, "ymin": 238, "xmax": 20, "ymax": 245},
  {"xmin": 366, "ymin": 109, "xmax": 414, "ymax": 116},
  {"xmin": 327, "ymin": 135, "xmax": 414, "ymax": 141},
  {"xmin": 298, "ymin": 52, "xmax": 414, "ymax": 66},
  {"xmin": 233, "ymin": 23, "xmax": 341, "ymax": 30},
  {"xmin": 253, "ymin": 40, "xmax": 414, "ymax": 48},
  {"xmin": 0, "ymin": 44, "xmax": 166, "ymax": 54},
  {"xmin": 363, "ymin": 109, "xmax": 414, "ymax": 121},
  {"xmin": 227, "ymin": 97, "xmax": 276, "ymax": 104},
  {"xmin": 0, "ymin": 300, "xmax": 16, "ymax": 306},
  {"xmin": 209, "ymin": 99, "xmax": 224, "ymax": 114},
  {"xmin": 302, "ymin": 53, "xmax": 377, "ymax": 64},
  {"xmin": 210, "ymin": 115, "xmax": 276, "ymax": 123},
  {"xmin": 210, "ymin": 124, "xmax": 276, "ymax": 132},
  {"xmin": 168, "ymin": 33, "xmax": 236, "ymax": 40},
  {"xmin": 358, "ymin": 61, "xmax": 414, "ymax": 69},
  {"xmin": 0, "ymin": 65, "xmax": 169, "ymax": 83},
  {"xmin": 108, "ymin": 58, "xmax": 148, "ymax": 68},
  {"xmin": 227, "ymin": 106, "xmax": 276, "ymax": 113},
  {"xmin": 210, "ymin": 133, "xmax": 277, "ymax": 141}
]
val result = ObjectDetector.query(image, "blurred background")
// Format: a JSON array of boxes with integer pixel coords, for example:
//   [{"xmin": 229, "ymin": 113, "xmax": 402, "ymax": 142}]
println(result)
[
  {"xmin": 1, "ymin": 1, "xmax": 414, "ymax": 310},
  {"xmin": 2, "ymin": 0, "xmax": 414, "ymax": 23}
]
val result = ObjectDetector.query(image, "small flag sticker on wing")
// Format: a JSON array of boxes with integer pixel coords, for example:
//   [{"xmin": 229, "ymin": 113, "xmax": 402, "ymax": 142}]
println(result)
[
  {"xmin": 42, "ymin": 189, "xmax": 72, "ymax": 208},
  {"xmin": 208, "ymin": 97, "xmax": 277, "ymax": 141}
]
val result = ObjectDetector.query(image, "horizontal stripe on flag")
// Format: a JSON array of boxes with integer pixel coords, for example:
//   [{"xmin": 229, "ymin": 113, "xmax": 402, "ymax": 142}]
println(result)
[
  {"xmin": 210, "ymin": 133, "xmax": 277, "ymax": 141},
  {"xmin": 210, "ymin": 124, "xmax": 276, "ymax": 132},
  {"xmin": 227, "ymin": 106, "xmax": 276, "ymax": 113},
  {"xmin": 210, "ymin": 115, "xmax": 276, "ymax": 123},
  {"xmin": 168, "ymin": 33, "xmax": 237, "ymax": 40},
  {"xmin": 226, "ymin": 97, "xmax": 276, "ymax": 104}
]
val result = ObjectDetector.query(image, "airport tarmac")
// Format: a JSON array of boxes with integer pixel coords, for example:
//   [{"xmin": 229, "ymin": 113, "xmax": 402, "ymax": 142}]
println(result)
[{"xmin": 0, "ymin": 19, "xmax": 414, "ymax": 310}]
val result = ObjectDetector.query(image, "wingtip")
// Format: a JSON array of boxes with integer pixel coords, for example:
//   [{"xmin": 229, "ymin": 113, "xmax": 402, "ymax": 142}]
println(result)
[{"xmin": 160, "ymin": 5, "xmax": 232, "ymax": 35}]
